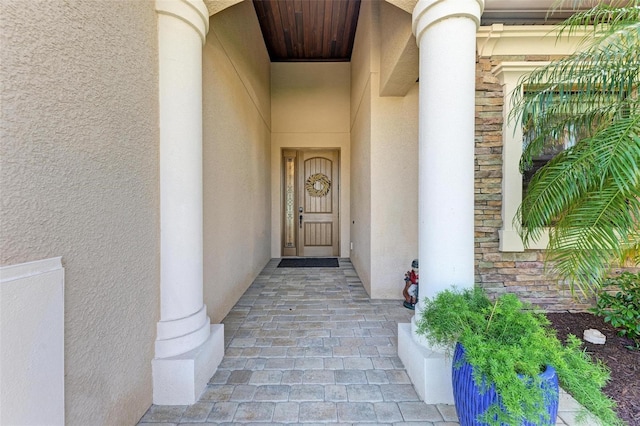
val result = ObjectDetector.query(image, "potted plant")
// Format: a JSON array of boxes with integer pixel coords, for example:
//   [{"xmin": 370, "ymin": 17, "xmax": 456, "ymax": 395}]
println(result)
[{"xmin": 415, "ymin": 287, "xmax": 623, "ymax": 426}]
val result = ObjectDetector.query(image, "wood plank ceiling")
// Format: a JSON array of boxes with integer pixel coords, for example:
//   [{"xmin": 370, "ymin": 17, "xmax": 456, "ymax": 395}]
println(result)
[{"xmin": 253, "ymin": 0, "xmax": 361, "ymax": 62}]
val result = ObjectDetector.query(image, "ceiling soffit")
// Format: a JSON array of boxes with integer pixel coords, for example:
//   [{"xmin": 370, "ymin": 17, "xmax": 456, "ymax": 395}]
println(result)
[{"xmin": 252, "ymin": 0, "xmax": 362, "ymax": 62}]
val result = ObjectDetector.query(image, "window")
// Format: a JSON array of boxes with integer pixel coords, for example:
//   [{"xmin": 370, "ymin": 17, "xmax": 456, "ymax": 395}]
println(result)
[
  {"xmin": 476, "ymin": 25, "xmax": 588, "ymax": 252},
  {"xmin": 521, "ymin": 92, "xmax": 585, "ymax": 200},
  {"xmin": 493, "ymin": 62, "xmax": 552, "ymax": 252}
]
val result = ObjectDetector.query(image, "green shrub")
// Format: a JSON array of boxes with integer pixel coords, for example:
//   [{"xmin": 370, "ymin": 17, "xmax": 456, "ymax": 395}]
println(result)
[
  {"xmin": 416, "ymin": 288, "xmax": 622, "ymax": 426},
  {"xmin": 592, "ymin": 272, "xmax": 640, "ymax": 347}
]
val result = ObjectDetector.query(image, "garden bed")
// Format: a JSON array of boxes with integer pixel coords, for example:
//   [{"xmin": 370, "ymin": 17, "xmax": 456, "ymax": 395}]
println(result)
[{"xmin": 547, "ymin": 312, "xmax": 639, "ymax": 426}]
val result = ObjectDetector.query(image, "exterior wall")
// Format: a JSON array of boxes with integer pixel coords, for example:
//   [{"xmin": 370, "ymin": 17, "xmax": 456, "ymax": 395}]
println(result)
[
  {"xmin": 475, "ymin": 54, "xmax": 592, "ymax": 311},
  {"xmin": 203, "ymin": 1, "xmax": 272, "ymax": 323},
  {"xmin": 270, "ymin": 62, "xmax": 352, "ymax": 258},
  {"xmin": 351, "ymin": 1, "xmax": 419, "ymax": 299},
  {"xmin": 0, "ymin": 1, "xmax": 159, "ymax": 425},
  {"xmin": 378, "ymin": 1, "xmax": 418, "ymax": 96},
  {"xmin": 370, "ymin": 80, "xmax": 419, "ymax": 299},
  {"xmin": 350, "ymin": 0, "xmax": 375, "ymax": 293}
]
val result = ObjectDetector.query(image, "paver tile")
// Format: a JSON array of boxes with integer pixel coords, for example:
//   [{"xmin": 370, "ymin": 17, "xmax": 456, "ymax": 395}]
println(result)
[
  {"xmin": 346, "ymin": 384, "xmax": 383, "ymax": 402},
  {"xmin": 139, "ymin": 405, "xmax": 186, "ymax": 423},
  {"xmin": 343, "ymin": 357, "xmax": 374, "ymax": 370},
  {"xmin": 398, "ymin": 402, "xmax": 444, "ymax": 422},
  {"xmin": 273, "ymin": 402, "xmax": 300, "ymax": 423},
  {"xmin": 298, "ymin": 402, "xmax": 337, "ymax": 423},
  {"xmin": 324, "ymin": 385, "xmax": 348, "ymax": 402},
  {"xmin": 289, "ymin": 384, "xmax": 325, "ymax": 401},
  {"xmin": 337, "ymin": 402, "xmax": 377, "ymax": 422},
  {"xmin": 380, "ymin": 384, "xmax": 420, "ymax": 402},
  {"xmin": 200, "ymin": 385, "xmax": 234, "ymax": 402},
  {"xmin": 233, "ymin": 402, "xmax": 275, "ymax": 422},
  {"xmin": 374, "ymin": 402, "xmax": 403, "ymax": 423},
  {"xmin": 302, "ymin": 369, "xmax": 335, "ymax": 384},
  {"xmin": 249, "ymin": 370, "xmax": 283, "ymax": 385},
  {"xmin": 335, "ymin": 369, "xmax": 368, "ymax": 384},
  {"xmin": 230, "ymin": 385, "xmax": 257, "ymax": 401},
  {"xmin": 437, "ymin": 404, "xmax": 459, "ymax": 422},
  {"xmin": 281, "ymin": 370, "xmax": 304, "ymax": 384},
  {"xmin": 206, "ymin": 402, "xmax": 238, "ymax": 422},
  {"xmin": 227, "ymin": 370, "xmax": 252, "ymax": 384},
  {"xmin": 180, "ymin": 402, "xmax": 213, "ymax": 422},
  {"xmin": 365, "ymin": 369, "xmax": 389, "ymax": 384}
]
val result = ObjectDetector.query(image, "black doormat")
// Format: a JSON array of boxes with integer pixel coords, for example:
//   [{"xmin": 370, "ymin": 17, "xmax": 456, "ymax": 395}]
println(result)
[{"xmin": 277, "ymin": 258, "xmax": 339, "ymax": 268}]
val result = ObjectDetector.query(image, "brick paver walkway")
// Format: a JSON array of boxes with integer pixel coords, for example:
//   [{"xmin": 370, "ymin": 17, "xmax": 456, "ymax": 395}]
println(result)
[
  {"xmin": 138, "ymin": 258, "xmax": 458, "ymax": 425},
  {"xmin": 138, "ymin": 258, "xmax": 589, "ymax": 425}
]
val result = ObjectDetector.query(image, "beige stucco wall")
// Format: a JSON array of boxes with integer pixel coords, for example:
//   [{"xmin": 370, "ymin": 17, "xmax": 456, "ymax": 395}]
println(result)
[
  {"xmin": 379, "ymin": 1, "xmax": 418, "ymax": 96},
  {"xmin": 0, "ymin": 1, "xmax": 159, "ymax": 425},
  {"xmin": 350, "ymin": 0, "xmax": 419, "ymax": 299},
  {"xmin": 270, "ymin": 62, "xmax": 351, "ymax": 258},
  {"xmin": 349, "ymin": 0, "xmax": 375, "ymax": 294},
  {"xmin": 203, "ymin": 1, "xmax": 272, "ymax": 323},
  {"xmin": 370, "ymin": 79, "xmax": 419, "ymax": 299}
]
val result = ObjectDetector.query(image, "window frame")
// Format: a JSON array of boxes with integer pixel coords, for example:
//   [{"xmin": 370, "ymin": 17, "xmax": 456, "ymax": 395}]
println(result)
[
  {"xmin": 493, "ymin": 62, "xmax": 551, "ymax": 252},
  {"xmin": 476, "ymin": 25, "xmax": 588, "ymax": 252}
]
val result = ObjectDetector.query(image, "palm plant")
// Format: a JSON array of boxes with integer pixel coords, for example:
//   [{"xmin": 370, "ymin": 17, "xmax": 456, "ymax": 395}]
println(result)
[{"xmin": 509, "ymin": 0, "xmax": 640, "ymax": 296}]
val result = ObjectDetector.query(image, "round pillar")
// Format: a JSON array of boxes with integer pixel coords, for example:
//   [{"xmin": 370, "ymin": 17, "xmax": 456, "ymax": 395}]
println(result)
[
  {"xmin": 153, "ymin": 0, "xmax": 224, "ymax": 405},
  {"xmin": 155, "ymin": 0, "xmax": 210, "ymax": 359},
  {"xmin": 414, "ymin": 0, "xmax": 482, "ymax": 302},
  {"xmin": 398, "ymin": 0, "xmax": 483, "ymax": 405}
]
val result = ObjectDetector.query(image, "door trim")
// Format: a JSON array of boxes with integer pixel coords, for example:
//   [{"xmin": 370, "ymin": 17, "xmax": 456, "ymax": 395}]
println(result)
[{"xmin": 281, "ymin": 148, "xmax": 340, "ymax": 257}]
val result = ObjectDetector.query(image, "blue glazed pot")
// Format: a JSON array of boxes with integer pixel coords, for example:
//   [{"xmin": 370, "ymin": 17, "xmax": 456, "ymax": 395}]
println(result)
[{"xmin": 452, "ymin": 343, "xmax": 559, "ymax": 426}]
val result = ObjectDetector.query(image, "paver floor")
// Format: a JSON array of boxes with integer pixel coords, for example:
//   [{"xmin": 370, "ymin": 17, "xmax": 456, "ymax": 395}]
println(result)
[{"xmin": 138, "ymin": 258, "xmax": 590, "ymax": 425}]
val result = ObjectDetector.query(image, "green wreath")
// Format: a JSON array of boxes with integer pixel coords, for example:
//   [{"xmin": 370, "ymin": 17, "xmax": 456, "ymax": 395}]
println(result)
[{"xmin": 305, "ymin": 173, "xmax": 331, "ymax": 197}]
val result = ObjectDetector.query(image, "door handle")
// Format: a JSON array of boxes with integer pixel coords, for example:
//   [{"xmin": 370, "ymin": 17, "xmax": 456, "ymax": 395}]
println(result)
[
  {"xmin": 299, "ymin": 213, "xmax": 303, "ymax": 228},
  {"xmin": 299, "ymin": 207, "xmax": 303, "ymax": 228}
]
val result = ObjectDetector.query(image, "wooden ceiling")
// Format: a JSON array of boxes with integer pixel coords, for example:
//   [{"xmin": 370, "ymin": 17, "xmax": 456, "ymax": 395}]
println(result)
[{"xmin": 253, "ymin": 0, "xmax": 361, "ymax": 62}]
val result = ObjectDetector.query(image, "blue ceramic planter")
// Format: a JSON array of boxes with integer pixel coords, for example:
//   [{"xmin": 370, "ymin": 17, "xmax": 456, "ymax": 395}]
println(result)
[{"xmin": 452, "ymin": 343, "xmax": 559, "ymax": 426}]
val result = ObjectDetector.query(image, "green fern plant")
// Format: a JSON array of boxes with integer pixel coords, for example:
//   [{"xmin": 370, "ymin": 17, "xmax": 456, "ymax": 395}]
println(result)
[{"xmin": 416, "ymin": 288, "xmax": 623, "ymax": 425}]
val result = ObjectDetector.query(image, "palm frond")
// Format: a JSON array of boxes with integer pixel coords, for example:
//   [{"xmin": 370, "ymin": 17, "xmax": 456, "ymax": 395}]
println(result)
[
  {"xmin": 516, "ymin": 107, "xmax": 640, "ymax": 295},
  {"xmin": 555, "ymin": 1, "xmax": 640, "ymax": 38},
  {"xmin": 546, "ymin": 185, "xmax": 640, "ymax": 295},
  {"xmin": 511, "ymin": 1, "xmax": 640, "ymax": 295},
  {"xmin": 591, "ymin": 116, "xmax": 640, "ymax": 191},
  {"xmin": 510, "ymin": 20, "xmax": 640, "ymax": 162},
  {"xmin": 517, "ymin": 146, "xmax": 596, "ymax": 244}
]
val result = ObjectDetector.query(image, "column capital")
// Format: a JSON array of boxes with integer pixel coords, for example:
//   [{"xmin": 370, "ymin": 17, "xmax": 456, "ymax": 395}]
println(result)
[
  {"xmin": 156, "ymin": 0, "xmax": 210, "ymax": 45},
  {"xmin": 412, "ymin": 0, "xmax": 484, "ymax": 46}
]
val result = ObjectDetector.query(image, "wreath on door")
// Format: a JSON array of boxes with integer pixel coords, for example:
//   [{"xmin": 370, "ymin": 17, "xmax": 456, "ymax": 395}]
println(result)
[{"xmin": 305, "ymin": 173, "xmax": 331, "ymax": 197}]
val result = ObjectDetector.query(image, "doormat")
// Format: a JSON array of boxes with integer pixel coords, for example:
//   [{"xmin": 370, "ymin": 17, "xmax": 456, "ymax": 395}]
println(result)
[{"xmin": 277, "ymin": 258, "xmax": 339, "ymax": 268}]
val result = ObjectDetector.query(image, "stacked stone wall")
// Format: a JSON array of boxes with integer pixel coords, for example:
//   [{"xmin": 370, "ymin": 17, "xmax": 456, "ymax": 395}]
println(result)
[{"xmin": 474, "ymin": 55, "xmax": 594, "ymax": 312}]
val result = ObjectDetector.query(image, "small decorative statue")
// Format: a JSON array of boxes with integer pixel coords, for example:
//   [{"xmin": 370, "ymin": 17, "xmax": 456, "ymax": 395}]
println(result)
[{"xmin": 402, "ymin": 259, "xmax": 419, "ymax": 310}]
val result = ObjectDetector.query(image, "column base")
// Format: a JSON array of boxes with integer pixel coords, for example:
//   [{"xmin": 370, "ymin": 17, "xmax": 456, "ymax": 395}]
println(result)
[
  {"xmin": 152, "ymin": 324, "xmax": 224, "ymax": 405},
  {"xmin": 397, "ymin": 323, "xmax": 454, "ymax": 404}
]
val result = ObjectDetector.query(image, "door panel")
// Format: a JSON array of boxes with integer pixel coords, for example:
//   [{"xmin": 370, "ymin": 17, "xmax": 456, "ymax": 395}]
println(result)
[
  {"xmin": 299, "ymin": 150, "xmax": 339, "ymax": 257},
  {"xmin": 281, "ymin": 149, "xmax": 339, "ymax": 257}
]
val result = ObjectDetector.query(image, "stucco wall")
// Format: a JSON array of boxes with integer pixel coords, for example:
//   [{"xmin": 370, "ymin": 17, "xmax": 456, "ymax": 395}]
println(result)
[
  {"xmin": 203, "ymin": 1, "xmax": 272, "ymax": 324},
  {"xmin": 350, "ymin": 0, "xmax": 419, "ymax": 299},
  {"xmin": 349, "ymin": 0, "xmax": 375, "ymax": 294},
  {"xmin": 270, "ymin": 62, "xmax": 352, "ymax": 258},
  {"xmin": 370, "ymin": 80, "xmax": 419, "ymax": 299},
  {"xmin": 0, "ymin": 1, "xmax": 159, "ymax": 425}
]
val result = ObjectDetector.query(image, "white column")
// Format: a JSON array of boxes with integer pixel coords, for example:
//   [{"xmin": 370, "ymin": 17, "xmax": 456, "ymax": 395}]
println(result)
[
  {"xmin": 398, "ymin": 0, "xmax": 483, "ymax": 404},
  {"xmin": 152, "ymin": 0, "xmax": 223, "ymax": 405}
]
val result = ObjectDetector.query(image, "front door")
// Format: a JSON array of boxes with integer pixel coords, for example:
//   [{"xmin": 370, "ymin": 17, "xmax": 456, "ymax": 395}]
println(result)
[{"xmin": 282, "ymin": 149, "xmax": 339, "ymax": 257}]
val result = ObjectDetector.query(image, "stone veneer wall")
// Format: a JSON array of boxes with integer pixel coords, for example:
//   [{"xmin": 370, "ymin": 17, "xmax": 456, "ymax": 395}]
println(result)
[{"xmin": 474, "ymin": 55, "xmax": 594, "ymax": 312}]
